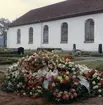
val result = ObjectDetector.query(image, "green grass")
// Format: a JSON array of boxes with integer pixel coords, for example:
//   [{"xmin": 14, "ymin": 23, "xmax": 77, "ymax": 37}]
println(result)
[
  {"xmin": 0, "ymin": 71, "xmax": 5, "ymax": 87},
  {"xmin": 76, "ymin": 60, "xmax": 103, "ymax": 70},
  {"xmin": 0, "ymin": 57, "xmax": 19, "ymax": 65},
  {"xmin": 57, "ymin": 51, "xmax": 70, "ymax": 57}
]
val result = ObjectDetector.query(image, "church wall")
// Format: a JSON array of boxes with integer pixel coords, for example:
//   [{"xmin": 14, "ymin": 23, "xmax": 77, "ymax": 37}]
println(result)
[
  {"xmin": 7, "ymin": 24, "xmax": 42, "ymax": 49},
  {"xmin": 7, "ymin": 13, "xmax": 103, "ymax": 51},
  {"xmin": 42, "ymin": 13, "xmax": 103, "ymax": 51}
]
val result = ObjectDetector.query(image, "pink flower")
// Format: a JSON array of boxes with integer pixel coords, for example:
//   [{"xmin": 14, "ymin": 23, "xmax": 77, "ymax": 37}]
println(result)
[
  {"xmin": 70, "ymin": 94, "xmax": 74, "ymax": 99},
  {"xmin": 62, "ymin": 95, "xmax": 68, "ymax": 100},
  {"xmin": 73, "ymin": 93, "xmax": 77, "ymax": 97},
  {"xmin": 53, "ymin": 91, "xmax": 57, "ymax": 96}
]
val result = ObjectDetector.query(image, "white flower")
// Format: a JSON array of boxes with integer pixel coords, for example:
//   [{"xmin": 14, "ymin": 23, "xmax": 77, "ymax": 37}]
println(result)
[
  {"xmin": 74, "ymin": 82, "xmax": 78, "ymax": 85},
  {"xmin": 84, "ymin": 70, "xmax": 88, "ymax": 74},
  {"xmin": 63, "ymin": 65, "xmax": 65, "ymax": 68},
  {"xmin": 73, "ymin": 75, "xmax": 76, "ymax": 79},
  {"xmin": 69, "ymin": 62, "xmax": 74, "ymax": 67},
  {"xmin": 93, "ymin": 73, "xmax": 98, "ymax": 78},
  {"xmin": 19, "ymin": 82, "xmax": 23, "ymax": 85},
  {"xmin": 97, "ymin": 76, "xmax": 100, "ymax": 80},
  {"xmin": 73, "ymin": 72, "xmax": 76, "ymax": 75},
  {"xmin": 37, "ymin": 90, "xmax": 42, "ymax": 93},
  {"xmin": 98, "ymin": 89, "xmax": 102, "ymax": 93},
  {"xmin": 32, "ymin": 73, "xmax": 37, "ymax": 76},
  {"xmin": 23, "ymin": 92, "xmax": 26, "ymax": 96},
  {"xmin": 8, "ymin": 81, "xmax": 12, "ymax": 86},
  {"xmin": 30, "ymin": 92, "xmax": 32, "ymax": 95},
  {"xmin": 7, "ymin": 76, "xmax": 10, "ymax": 79},
  {"xmin": 66, "ymin": 71, "xmax": 69, "ymax": 75},
  {"xmin": 72, "ymin": 68, "xmax": 75, "ymax": 71},
  {"xmin": 75, "ymin": 65, "xmax": 78, "ymax": 68},
  {"xmin": 93, "ymin": 85, "xmax": 99, "ymax": 89},
  {"xmin": 92, "ymin": 81, "xmax": 96, "ymax": 85},
  {"xmin": 80, "ymin": 71, "xmax": 83, "ymax": 75},
  {"xmin": 98, "ymin": 95, "xmax": 102, "ymax": 97},
  {"xmin": 17, "ymin": 84, "xmax": 20, "ymax": 88},
  {"xmin": 98, "ymin": 83, "xmax": 101, "ymax": 86}
]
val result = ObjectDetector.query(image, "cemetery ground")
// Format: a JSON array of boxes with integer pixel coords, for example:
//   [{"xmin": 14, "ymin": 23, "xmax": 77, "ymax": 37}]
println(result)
[{"xmin": 0, "ymin": 50, "xmax": 103, "ymax": 105}]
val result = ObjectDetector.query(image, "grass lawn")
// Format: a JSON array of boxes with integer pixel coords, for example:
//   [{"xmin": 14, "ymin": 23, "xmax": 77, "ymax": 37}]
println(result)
[
  {"xmin": 76, "ymin": 60, "xmax": 103, "ymax": 70},
  {"xmin": 0, "ymin": 71, "xmax": 5, "ymax": 87}
]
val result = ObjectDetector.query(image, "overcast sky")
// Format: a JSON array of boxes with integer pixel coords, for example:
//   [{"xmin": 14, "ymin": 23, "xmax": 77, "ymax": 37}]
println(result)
[{"xmin": 0, "ymin": 0, "xmax": 65, "ymax": 21}]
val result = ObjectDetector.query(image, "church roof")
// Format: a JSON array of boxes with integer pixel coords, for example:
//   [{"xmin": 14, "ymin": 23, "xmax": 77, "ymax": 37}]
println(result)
[{"xmin": 9, "ymin": 0, "xmax": 103, "ymax": 27}]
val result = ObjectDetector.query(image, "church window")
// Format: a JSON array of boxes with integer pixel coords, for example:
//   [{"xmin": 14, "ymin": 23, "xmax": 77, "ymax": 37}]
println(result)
[
  {"xmin": 85, "ymin": 19, "xmax": 94, "ymax": 42},
  {"xmin": 29, "ymin": 27, "xmax": 33, "ymax": 44},
  {"xmin": 61, "ymin": 22, "xmax": 68, "ymax": 43},
  {"xmin": 17, "ymin": 29, "xmax": 21, "ymax": 44},
  {"xmin": 43, "ymin": 25, "xmax": 49, "ymax": 43}
]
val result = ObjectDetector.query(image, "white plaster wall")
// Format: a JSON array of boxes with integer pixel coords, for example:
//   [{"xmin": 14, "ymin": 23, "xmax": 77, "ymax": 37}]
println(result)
[
  {"xmin": 7, "ymin": 24, "xmax": 42, "ymax": 49},
  {"xmin": 42, "ymin": 13, "xmax": 103, "ymax": 51},
  {"xmin": 7, "ymin": 13, "xmax": 103, "ymax": 51}
]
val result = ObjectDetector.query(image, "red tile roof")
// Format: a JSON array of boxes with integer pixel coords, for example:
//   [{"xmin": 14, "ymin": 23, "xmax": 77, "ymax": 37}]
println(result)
[{"xmin": 9, "ymin": 0, "xmax": 103, "ymax": 27}]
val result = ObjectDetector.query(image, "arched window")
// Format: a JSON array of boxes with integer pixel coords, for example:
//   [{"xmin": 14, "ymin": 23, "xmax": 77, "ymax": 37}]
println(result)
[
  {"xmin": 61, "ymin": 22, "xmax": 68, "ymax": 43},
  {"xmin": 29, "ymin": 27, "xmax": 33, "ymax": 44},
  {"xmin": 85, "ymin": 19, "xmax": 94, "ymax": 42},
  {"xmin": 17, "ymin": 29, "xmax": 21, "ymax": 44},
  {"xmin": 43, "ymin": 25, "xmax": 49, "ymax": 43}
]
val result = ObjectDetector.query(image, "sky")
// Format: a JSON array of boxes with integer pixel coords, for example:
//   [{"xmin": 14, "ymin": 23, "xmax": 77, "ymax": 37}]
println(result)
[{"xmin": 0, "ymin": 0, "xmax": 65, "ymax": 22}]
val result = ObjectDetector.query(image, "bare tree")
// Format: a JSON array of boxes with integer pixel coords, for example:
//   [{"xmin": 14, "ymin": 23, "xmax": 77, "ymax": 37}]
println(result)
[
  {"xmin": 0, "ymin": 18, "xmax": 11, "ymax": 47},
  {"xmin": 0, "ymin": 18, "xmax": 11, "ymax": 36}
]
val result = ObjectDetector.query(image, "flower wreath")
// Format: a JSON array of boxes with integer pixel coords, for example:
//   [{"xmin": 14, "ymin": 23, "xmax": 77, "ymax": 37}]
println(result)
[{"xmin": 47, "ymin": 71, "xmax": 83, "ymax": 103}]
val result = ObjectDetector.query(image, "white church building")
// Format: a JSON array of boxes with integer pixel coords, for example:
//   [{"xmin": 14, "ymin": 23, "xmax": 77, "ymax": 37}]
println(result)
[{"xmin": 7, "ymin": 0, "xmax": 103, "ymax": 51}]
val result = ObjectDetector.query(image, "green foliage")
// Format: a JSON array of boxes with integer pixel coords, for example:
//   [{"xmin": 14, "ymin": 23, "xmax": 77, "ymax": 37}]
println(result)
[
  {"xmin": 77, "ymin": 60, "xmax": 103, "ymax": 70},
  {"xmin": 81, "ymin": 51, "xmax": 103, "ymax": 57},
  {"xmin": 0, "ymin": 72, "xmax": 5, "ymax": 87},
  {"xmin": 0, "ymin": 57, "xmax": 18, "ymax": 65}
]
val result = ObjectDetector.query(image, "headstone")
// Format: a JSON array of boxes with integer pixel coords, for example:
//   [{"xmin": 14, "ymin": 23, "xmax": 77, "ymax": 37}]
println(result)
[
  {"xmin": 98, "ymin": 44, "xmax": 102, "ymax": 53},
  {"xmin": 18, "ymin": 47, "xmax": 24, "ymax": 55},
  {"xmin": 73, "ymin": 44, "xmax": 76, "ymax": 50},
  {"xmin": 72, "ymin": 44, "xmax": 76, "ymax": 56}
]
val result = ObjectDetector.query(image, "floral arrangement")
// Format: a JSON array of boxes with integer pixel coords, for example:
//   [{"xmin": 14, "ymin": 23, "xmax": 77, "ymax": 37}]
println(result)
[
  {"xmin": 2, "ymin": 63, "xmax": 44, "ymax": 98},
  {"xmin": 47, "ymin": 71, "xmax": 81, "ymax": 103},
  {"xmin": 81, "ymin": 69, "xmax": 103, "ymax": 97},
  {"xmin": 1, "ymin": 50, "xmax": 103, "ymax": 104}
]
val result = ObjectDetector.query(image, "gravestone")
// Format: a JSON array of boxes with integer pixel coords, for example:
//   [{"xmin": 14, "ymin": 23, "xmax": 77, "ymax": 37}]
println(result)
[
  {"xmin": 18, "ymin": 47, "xmax": 24, "ymax": 55},
  {"xmin": 98, "ymin": 44, "xmax": 102, "ymax": 53},
  {"xmin": 73, "ymin": 44, "xmax": 76, "ymax": 50},
  {"xmin": 72, "ymin": 44, "xmax": 76, "ymax": 56}
]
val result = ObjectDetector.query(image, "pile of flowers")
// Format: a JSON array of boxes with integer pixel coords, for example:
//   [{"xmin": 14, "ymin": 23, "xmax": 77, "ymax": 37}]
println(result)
[
  {"xmin": 47, "ymin": 71, "xmax": 81, "ymax": 103},
  {"xmin": 2, "ymin": 64, "xmax": 44, "ymax": 98},
  {"xmin": 1, "ymin": 50, "xmax": 103, "ymax": 104},
  {"xmin": 81, "ymin": 69, "xmax": 103, "ymax": 97}
]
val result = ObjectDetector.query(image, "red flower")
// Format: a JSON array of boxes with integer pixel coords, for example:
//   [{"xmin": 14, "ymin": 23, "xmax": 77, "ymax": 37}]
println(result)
[
  {"xmin": 99, "ymin": 71, "xmax": 103, "ymax": 76},
  {"xmin": 65, "ymin": 56, "xmax": 72, "ymax": 59},
  {"xmin": 53, "ymin": 91, "xmax": 57, "ymax": 96},
  {"xmin": 63, "ymin": 79, "xmax": 69, "ymax": 83},
  {"xmin": 85, "ymin": 73, "xmax": 91, "ymax": 79},
  {"xmin": 28, "ymin": 81, "xmax": 35, "ymax": 88},
  {"xmin": 63, "ymin": 95, "xmax": 68, "ymax": 100},
  {"xmin": 48, "ymin": 84, "xmax": 53, "ymax": 90},
  {"xmin": 100, "ymin": 79, "xmax": 103, "ymax": 85},
  {"xmin": 74, "ymin": 79, "xmax": 79, "ymax": 83},
  {"xmin": 44, "ymin": 77, "xmax": 48, "ymax": 80},
  {"xmin": 15, "ymin": 93, "xmax": 20, "ymax": 96},
  {"xmin": 51, "ymin": 76, "xmax": 54, "ymax": 81},
  {"xmin": 89, "ymin": 69, "xmax": 95, "ymax": 75}
]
